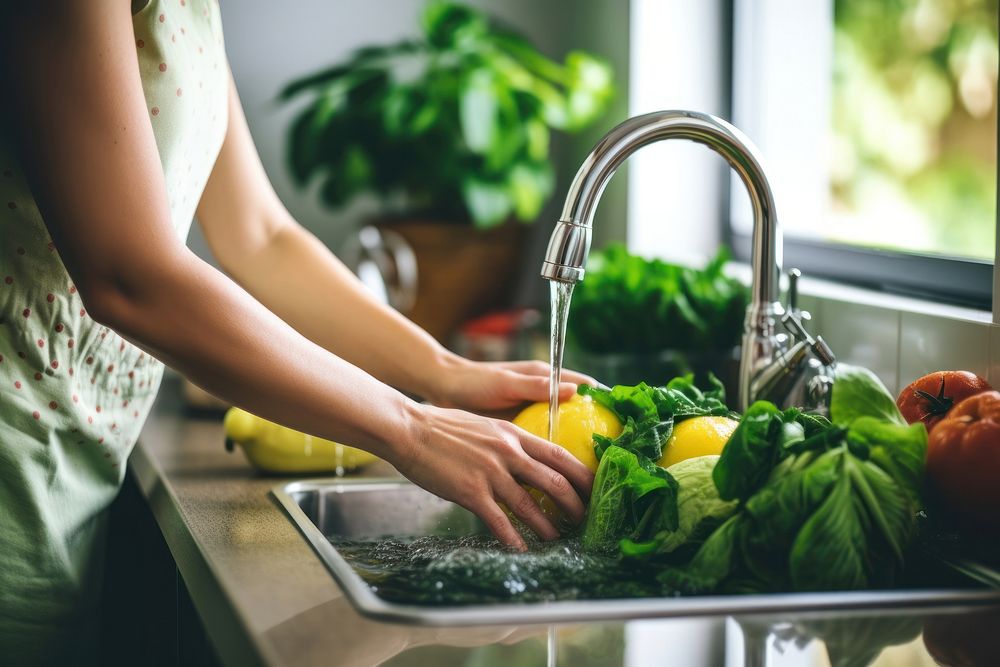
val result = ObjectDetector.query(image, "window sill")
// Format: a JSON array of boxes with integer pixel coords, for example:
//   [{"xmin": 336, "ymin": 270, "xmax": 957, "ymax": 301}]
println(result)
[{"xmin": 724, "ymin": 262, "xmax": 993, "ymax": 325}]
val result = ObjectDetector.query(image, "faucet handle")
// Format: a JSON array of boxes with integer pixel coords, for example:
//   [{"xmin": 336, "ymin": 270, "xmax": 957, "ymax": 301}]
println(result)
[
  {"xmin": 785, "ymin": 268, "xmax": 812, "ymax": 322},
  {"xmin": 787, "ymin": 268, "xmax": 801, "ymax": 312},
  {"xmin": 782, "ymin": 310, "xmax": 836, "ymax": 367}
]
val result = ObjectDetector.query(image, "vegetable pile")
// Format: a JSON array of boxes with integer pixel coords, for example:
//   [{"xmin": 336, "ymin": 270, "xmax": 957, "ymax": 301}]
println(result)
[
  {"xmin": 580, "ymin": 365, "xmax": 929, "ymax": 594},
  {"xmin": 567, "ymin": 245, "xmax": 748, "ymax": 355}
]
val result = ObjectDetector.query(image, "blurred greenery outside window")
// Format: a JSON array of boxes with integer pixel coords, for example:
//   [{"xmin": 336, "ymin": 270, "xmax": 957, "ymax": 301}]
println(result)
[{"xmin": 828, "ymin": 0, "xmax": 998, "ymax": 261}]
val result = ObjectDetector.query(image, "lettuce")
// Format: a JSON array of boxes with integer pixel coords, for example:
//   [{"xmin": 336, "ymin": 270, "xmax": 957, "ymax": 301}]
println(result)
[
  {"xmin": 581, "ymin": 446, "xmax": 679, "ymax": 553},
  {"xmin": 660, "ymin": 366, "xmax": 927, "ymax": 594},
  {"xmin": 578, "ymin": 374, "xmax": 737, "ymax": 463}
]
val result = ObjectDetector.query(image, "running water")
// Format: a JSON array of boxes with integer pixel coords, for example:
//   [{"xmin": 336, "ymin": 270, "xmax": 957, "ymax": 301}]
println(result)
[
  {"xmin": 334, "ymin": 442, "xmax": 345, "ymax": 478},
  {"xmin": 548, "ymin": 281, "xmax": 575, "ymax": 442}
]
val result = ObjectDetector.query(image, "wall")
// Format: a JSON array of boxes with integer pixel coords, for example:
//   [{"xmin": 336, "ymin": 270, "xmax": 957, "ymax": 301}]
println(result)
[
  {"xmin": 190, "ymin": 1, "xmax": 631, "ymax": 306},
  {"xmin": 794, "ymin": 281, "xmax": 995, "ymax": 396}
]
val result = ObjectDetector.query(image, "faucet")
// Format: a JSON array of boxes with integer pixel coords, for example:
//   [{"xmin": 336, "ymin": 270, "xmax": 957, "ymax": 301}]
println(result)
[{"xmin": 541, "ymin": 110, "xmax": 795, "ymax": 411}]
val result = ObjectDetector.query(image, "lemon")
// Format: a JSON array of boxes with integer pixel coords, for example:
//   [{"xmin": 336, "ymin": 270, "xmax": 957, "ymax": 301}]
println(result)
[
  {"xmin": 223, "ymin": 407, "xmax": 379, "ymax": 474},
  {"xmin": 513, "ymin": 393, "xmax": 623, "ymax": 472},
  {"xmin": 657, "ymin": 416, "xmax": 738, "ymax": 468},
  {"xmin": 512, "ymin": 393, "xmax": 622, "ymax": 526}
]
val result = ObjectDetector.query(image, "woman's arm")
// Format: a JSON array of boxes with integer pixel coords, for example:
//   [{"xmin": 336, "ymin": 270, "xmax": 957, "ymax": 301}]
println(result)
[
  {"xmin": 195, "ymin": 78, "xmax": 592, "ymax": 411},
  {"xmin": 0, "ymin": 1, "xmax": 591, "ymax": 549}
]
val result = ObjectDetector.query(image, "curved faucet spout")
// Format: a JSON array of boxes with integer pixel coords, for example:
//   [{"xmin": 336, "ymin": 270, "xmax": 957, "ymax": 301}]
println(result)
[
  {"xmin": 540, "ymin": 110, "xmax": 786, "ymax": 410},
  {"xmin": 541, "ymin": 110, "xmax": 780, "ymax": 306}
]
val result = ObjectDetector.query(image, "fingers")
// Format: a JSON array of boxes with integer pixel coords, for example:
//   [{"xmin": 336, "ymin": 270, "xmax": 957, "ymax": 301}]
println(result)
[
  {"xmin": 472, "ymin": 498, "xmax": 528, "ymax": 551},
  {"xmin": 496, "ymin": 482, "xmax": 560, "ymax": 542},
  {"xmin": 518, "ymin": 428, "xmax": 595, "ymax": 497},
  {"xmin": 515, "ymin": 459, "xmax": 587, "ymax": 525},
  {"xmin": 501, "ymin": 361, "xmax": 597, "ymax": 387}
]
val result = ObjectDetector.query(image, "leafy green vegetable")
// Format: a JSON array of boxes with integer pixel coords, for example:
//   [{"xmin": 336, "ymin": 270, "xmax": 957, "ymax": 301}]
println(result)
[
  {"xmin": 712, "ymin": 401, "xmax": 784, "ymax": 502},
  {"xmin": 620, "ymin": 455, "xmax": 738, "ymax": 559},
  {"xmin": 830, "ymin": 364, "xmax": 907, "ymax": 427},
  {"xmin": 581, "ymin": 446, "xmax": 679, "ymax": 553},
  {"xmin": 579, "ymin": 375, "xmax": 737, "ymax": 463},
  {"xmin": 567, "ymin": 244, "xmax": 749, "ymax": 355},
  {"xmin": 577, "ymin": 365, "xmax": 927, "ymax": 596}
]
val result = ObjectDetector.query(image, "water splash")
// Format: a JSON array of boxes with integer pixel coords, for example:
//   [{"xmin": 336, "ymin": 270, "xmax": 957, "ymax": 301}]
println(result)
[
  {"xmin": 334, "ymin": 442, "xmax": 345, "ymax": 478},
  {"xmin": 331, "ymin": 533, "xmax": 666, "ymax": 605}
]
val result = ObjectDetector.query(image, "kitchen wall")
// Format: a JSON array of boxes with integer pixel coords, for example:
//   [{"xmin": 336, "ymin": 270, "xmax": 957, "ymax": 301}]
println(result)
[
  {"xmin": 795, "ymin": 281, "xmax": 996, "ymax": 396},
  {"xmin": 191, "ymin": 0, "xmax": 630, "ymax": 305}
]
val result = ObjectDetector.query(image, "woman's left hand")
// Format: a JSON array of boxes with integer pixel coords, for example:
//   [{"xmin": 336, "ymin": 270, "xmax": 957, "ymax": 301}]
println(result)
[{"xmin": 430, "ymin": 358, "xmax": 597, "ymax": 415}]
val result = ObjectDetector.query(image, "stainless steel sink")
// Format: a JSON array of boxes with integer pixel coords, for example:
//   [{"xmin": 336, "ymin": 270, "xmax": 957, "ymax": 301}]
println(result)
[{"xmin": 272, "ymin": 478, "xmax": 1000, "ymax": 626}]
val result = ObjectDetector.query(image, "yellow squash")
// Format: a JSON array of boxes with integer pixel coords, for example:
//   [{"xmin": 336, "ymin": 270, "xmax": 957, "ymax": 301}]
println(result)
[{"xmin": 223, "ymin": 407, "xmax": 378, "ymax": 474}]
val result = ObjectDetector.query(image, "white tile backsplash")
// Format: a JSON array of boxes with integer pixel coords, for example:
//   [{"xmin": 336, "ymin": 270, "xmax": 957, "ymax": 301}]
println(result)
[
  {"xmin": 898, "ymin": 313, "xmax": 991, "ymax": 389},
  {"xmin": 819, "ymin": 299, "xmax": 901, "ymax": 395}
]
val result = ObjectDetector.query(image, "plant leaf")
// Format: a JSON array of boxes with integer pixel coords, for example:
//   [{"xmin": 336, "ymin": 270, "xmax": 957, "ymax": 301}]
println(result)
[
  {"xmin": 831, "ymin": 364, "xmax": 906, "ymax": 427},
  {"xmin": 789, "ymin": 470, "xmax": 869, "ymax": 591},
  {"xmin": 459, "ymin": 69, "xmax": 499, "ymax": 154},
  {"xmin": 712, "ymin": 401, "xmax": 784, "ymax": 501},
  {"xmin": 460, "ymin": 177, "xmax": 512, "ymax": 229}
]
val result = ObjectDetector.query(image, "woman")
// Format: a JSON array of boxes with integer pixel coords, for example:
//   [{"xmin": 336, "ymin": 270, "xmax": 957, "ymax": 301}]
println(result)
[{"xmin": 0, "ymin": 1, "xmax": 594, "ymax": 661}]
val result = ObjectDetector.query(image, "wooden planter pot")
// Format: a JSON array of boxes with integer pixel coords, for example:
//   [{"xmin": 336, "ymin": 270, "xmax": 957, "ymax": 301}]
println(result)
[{"xmin": 377, "ymin": 220, "xmax": 526, "ymax": 343}]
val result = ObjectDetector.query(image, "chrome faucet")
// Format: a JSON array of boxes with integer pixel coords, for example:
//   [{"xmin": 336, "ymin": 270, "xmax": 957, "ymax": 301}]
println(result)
[{"xmin": 541, "ymin": 110, "xmax": 804, "ymax": 411}]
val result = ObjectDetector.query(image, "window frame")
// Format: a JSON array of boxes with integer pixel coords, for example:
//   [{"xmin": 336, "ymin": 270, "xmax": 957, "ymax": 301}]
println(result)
[{"xmin": 725, "ymin": 0, "xmax": 997, "ymax": 312}]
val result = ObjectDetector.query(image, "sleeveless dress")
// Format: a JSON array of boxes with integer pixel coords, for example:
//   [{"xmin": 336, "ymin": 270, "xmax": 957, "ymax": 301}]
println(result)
[{"xmin": 0, "ymin": 1, "xmax": 228, "ymax": 661}]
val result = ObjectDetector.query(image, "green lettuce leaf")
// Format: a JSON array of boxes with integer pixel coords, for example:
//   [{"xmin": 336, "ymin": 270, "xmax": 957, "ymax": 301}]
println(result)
[
  {"xmin": 581, "ymin": 446, "xmax": 679, "ymax": 553},
  {"xmin": 712, "ymin": 401, "xmax": 784, "ymax": 502},
  {"xmin": 830, "ymin": 364, "xmax": 906, "ymax": 427},
  {"xmin": 620, "ymin": 455, "xmax": 738, "ymax": 558}
]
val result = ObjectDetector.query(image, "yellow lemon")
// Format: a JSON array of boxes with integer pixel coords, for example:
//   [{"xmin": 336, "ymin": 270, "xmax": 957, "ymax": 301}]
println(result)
[
  {"xmin": 657, "ymin": 416, "xmax": 739, "ymax": 468},
  {"xmin": 223, "ymin": 407, "xmax": 378, "ymax": 474},
  {"xmin": 513, "ymin": 393, "xmax": 623, "ymax": 472},
  {"xmin": 512, "ymin": 393, "xmax": 622, "ymax": 526}
]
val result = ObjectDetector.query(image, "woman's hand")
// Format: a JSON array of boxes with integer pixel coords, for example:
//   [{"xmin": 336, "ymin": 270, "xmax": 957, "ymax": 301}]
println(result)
[
  {"xmin": 431, "ymin": 358, "xmax": 597, "ymax": 414},
  {"xmin": 393, "ymin": 403, "xmax": 595, "ymax": 550}
]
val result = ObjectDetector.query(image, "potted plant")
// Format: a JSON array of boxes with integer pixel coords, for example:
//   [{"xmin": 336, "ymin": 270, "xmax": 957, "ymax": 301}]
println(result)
[{"xmin": 281, "ymin": 1, "xmax": 614, "ymax": 341}]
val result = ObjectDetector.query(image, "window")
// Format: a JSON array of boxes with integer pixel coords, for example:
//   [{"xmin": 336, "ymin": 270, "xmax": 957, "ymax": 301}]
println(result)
[{"xmin": 730, "ymin": 0, "xmax": 997, "ymax": 307}]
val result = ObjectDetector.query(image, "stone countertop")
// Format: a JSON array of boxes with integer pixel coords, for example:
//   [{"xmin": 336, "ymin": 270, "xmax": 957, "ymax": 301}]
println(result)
[{"xmin": 132, "ymin": 377, "xmax": 1000, "ymax": 667}]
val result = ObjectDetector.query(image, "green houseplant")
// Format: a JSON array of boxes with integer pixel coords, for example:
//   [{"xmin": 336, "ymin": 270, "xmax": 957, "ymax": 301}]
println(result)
[
  {"xmin": 282, "ymin": 1, "xmax": 614, "ymax": 228},
  {"xmin": 280, "ymin": 1, "xmax": 614, "ymax": 340}
]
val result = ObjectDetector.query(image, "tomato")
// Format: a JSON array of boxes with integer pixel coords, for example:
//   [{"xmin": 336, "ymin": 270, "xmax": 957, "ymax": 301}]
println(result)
[
  {"xmin": 896, "ymin": 371, "xmax": 992, "ymax": 432},
  {"xmin": 926, "ymin": 390, "xmax": 1000, "ymax": 528}
]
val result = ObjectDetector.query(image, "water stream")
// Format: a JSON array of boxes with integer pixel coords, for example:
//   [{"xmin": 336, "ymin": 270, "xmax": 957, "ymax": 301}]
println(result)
[{"xmin": 548, "ymin": 281, "xmax": 575, "ymax": 442}]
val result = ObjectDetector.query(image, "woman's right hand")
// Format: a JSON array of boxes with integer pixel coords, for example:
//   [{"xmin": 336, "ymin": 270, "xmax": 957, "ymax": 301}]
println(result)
[{"xmin": 392, "ymin": 403, "xmax": 595, "ymax": 551}]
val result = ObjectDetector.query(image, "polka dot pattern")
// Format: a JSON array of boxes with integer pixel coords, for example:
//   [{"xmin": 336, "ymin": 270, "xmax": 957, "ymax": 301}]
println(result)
[{"xmin": 0, "ymin": 0, "xmax": 227, "ymax": 637}]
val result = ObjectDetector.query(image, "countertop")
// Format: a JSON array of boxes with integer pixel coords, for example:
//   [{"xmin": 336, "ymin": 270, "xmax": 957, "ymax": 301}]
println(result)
[{"xmin": 131, "ymin": 378, "xmax": 1000, "ymax": 667}]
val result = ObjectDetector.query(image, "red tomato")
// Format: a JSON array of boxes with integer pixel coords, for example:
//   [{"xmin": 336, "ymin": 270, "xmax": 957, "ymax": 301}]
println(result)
[
  {"xmin": 926, "ymin": 390, "xmax": 1000, "ymax": 528},
  {"xmin": 896, "ymin": 371, "xmax": 991, "ymax": 432}
]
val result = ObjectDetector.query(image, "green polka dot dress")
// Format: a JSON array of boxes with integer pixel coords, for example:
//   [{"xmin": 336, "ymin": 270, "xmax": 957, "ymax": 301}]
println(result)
[{"xmin": 0, "ymin": 1, "xmax": 228, "ymax": 660}]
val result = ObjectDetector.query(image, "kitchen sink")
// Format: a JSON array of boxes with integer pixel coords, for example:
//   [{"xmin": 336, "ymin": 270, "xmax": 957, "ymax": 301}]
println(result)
[{"xmin": 272, "ymin": 478, "xmax": 1000, "ymax": 626}]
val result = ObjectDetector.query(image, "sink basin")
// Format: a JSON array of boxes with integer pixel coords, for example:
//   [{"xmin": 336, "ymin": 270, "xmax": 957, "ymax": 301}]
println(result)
[{"xmin": 272, "ymin": 478, "xmax": 1000, "ymax": 626}]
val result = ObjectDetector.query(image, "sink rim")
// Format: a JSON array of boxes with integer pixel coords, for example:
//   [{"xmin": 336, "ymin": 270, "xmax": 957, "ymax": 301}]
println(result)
[{"xmin": 271, "ymin": 477, "xmax": 1000, "ymax": 627}]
